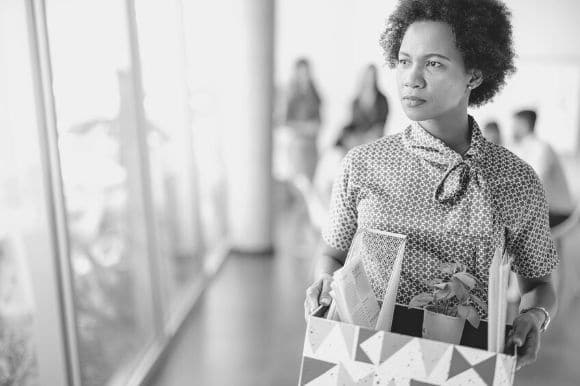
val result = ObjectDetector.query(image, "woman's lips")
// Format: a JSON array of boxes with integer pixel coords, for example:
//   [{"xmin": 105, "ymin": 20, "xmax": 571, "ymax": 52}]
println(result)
[{"xmin": 402, "ymin": 96, "xmax": 426, "ymax": 107}]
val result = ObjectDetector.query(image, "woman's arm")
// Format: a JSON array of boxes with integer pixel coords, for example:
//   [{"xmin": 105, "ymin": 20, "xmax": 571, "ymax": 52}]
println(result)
[
  {"xmin": 508, "ymin": 273, "xmax": 557, "ymax": 370},
  {"xmin": 314, "ymin": 243, "xmax": 348, "ymax": 279},
  {"xmin": 518, "ymin": 273, "xmax": 557, "ymax": 321}
]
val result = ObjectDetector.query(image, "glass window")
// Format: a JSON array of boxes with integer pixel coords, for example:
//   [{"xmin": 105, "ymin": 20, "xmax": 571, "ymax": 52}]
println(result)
[
  {"xmin": 134, "ymin": 0, "xmax": 204, "ymax": 309},
  {"xmin": 44, "ymin": 1, "xmax": 157, "ymax": 385},
  {"xmin": 0, "ymin": 2, "xmax": 43, "ymax": 385},
  {"xmin": 180, "ymin": 2, "xmax": 229, "ymax": 261}
]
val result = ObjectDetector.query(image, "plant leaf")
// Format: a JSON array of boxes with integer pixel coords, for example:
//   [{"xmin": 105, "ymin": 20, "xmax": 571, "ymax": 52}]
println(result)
[
  {"xmin": 409, "ymin": 292, "xmax": 434, "ymax": 308},
  {"xmin": 470, "ymin": 294, "xmax": 488, "ymax": 313},
  {"xmin": 426, "ymin": 278, "xmax": 443, "ymax": 287},
  {"xmin": 440, "ymin": 262, "xmax": 458, "ymax": 275},
  {"xmin": 450, "ymin": 277, "xmax": 468, "ymax": 303},
  {"xmin": 457, "ymin": 304, "xmax": 480, "ymax": 329},
  {"xmin": 453, "ymin": 272, "xmax": 477, "ymax": 289},
  {"xmin": 434, "ymin": 286, "xmax": 452, "ymax": 301}
]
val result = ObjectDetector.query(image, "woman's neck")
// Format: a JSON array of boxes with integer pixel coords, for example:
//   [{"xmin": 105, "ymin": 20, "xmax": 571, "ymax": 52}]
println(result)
[{"xmin": 419, "ymin": 111, "xmax": 471, "ymax": 155}]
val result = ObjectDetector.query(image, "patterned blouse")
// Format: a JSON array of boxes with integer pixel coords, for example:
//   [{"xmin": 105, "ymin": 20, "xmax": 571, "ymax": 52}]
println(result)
[{"xmin": 322, "ymin": 117, "xmax": 559, "ymax": 317}]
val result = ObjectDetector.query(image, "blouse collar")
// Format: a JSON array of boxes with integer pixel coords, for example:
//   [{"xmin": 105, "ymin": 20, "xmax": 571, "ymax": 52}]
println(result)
[
  {"xmin": 402, "ymin": 116, "xmax": 488, "ymax": 205},
  {"xmin": 404, "ymin": 115, "xmax": 485, "ymax": 162}
]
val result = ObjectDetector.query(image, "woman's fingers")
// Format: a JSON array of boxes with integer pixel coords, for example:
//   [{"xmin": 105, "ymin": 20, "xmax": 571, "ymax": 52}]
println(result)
[
  {"xmin": 304, "ymin": 279, "xmax": 322, "ymax": 320},
  {"xmin": 517, "ymin": 329, "xmax": 539, "ymax": 370},
  {"xmin": 508, "ymin": 313, "xmax": 541, "ymax": 370},
  {"xmin": 319, "ymin": 276, "xmax": 332, "ymax": 306},
  {"xmin": 304, "ymin": 275, "xmax": 333, "ymax": 321}
]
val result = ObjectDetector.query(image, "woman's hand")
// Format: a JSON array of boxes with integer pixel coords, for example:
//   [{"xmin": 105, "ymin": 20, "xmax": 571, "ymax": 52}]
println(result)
[
  {"xmin": 509, "ymin": 273, "xmax": 556, "ymax": 370},
  {"xmin": 304, "ymin": 274, "xmax": 333, "ymax": 321},
  {"xmin": 506, "ymin": 310, "xmax": 544, "ymax": 370}
]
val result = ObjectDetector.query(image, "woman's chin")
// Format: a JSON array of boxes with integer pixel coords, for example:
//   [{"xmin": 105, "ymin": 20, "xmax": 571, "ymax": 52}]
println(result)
[{"xmin": 402, "ymin": 107, "xmax": 430, "ymax": 122}]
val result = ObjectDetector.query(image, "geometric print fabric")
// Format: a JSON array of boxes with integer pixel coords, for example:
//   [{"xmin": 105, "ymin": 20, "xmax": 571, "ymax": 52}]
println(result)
[
  {"xmin": 300, "ymin": 317, "xmax": 515, "ymax": 385},
  {"xmin": 323, "ymin": 117, "xmax": 559, "ymax": 318}
]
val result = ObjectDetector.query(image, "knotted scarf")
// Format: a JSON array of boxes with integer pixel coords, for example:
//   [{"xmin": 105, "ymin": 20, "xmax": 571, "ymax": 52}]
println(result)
[{"xmin": 401, "ymin": 116, "xmax": 500, "ymax": 239}]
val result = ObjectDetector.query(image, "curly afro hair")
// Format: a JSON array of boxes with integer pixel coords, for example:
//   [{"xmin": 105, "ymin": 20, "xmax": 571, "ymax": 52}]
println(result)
[{"xmin": 380, "ymin": 0, "xmax": 516, "ymax": 107}]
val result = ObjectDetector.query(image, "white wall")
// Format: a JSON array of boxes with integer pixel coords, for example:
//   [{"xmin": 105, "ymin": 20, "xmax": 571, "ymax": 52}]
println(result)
[
  {"xmin": 275, "ymin": 0, "xmax": 580, "ymax": 154},
  {"xmin": 476, "ymin": 0, "xmax": 580, "ymax": 154}
]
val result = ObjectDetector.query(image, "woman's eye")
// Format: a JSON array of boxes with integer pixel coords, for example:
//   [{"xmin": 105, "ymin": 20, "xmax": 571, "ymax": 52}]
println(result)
[
  {"xmin": 426, "ymin": 60, "xmax": 442, "ymax": 68},
  {"xmin": 397, "ymin": 58, "xmax": 409, "ymax": 65}
]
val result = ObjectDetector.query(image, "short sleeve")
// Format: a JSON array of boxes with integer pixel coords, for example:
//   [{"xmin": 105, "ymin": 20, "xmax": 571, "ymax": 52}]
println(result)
[
  {"xmin": 507, "ymin": 172, "xmax": 559, "ymax": 278},
  {"xmin": 322, "ymin": 150, "xmax": 359, "ymax": 251}
]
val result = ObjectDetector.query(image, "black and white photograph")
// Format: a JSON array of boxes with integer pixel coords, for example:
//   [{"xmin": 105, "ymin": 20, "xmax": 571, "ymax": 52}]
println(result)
[{"xmin": 0, "ymin": 0, "xmax": 579, "ymax": 385}]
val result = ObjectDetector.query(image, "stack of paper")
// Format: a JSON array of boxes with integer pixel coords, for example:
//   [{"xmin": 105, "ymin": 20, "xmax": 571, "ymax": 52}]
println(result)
[
  {"xmin": 331, "ymin": 258, "xmax": 380, "ymax": 328},
  {"xmin": 329, "ymin": 228, "xmax": 406, "ymax": 331},
  {"xmin": 488, "ymin": 232, "xmax": 512, "ymax": 353}
]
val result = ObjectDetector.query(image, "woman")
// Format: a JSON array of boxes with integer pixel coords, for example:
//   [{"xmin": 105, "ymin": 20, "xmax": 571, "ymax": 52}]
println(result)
[
  {"xmin": 304, "ymin": 0, "xmax": 558, "ymax": 371},
  {"xmin": 284, "ymin": 58, "xmax": 322, "ymax": 181},
  {"xmin": 350, "ymin": 64, "xmax": 389, "ymax": 137},
  {"xmin": 293, "ymin": 122, "xmax": 383, "ymax": 231}
]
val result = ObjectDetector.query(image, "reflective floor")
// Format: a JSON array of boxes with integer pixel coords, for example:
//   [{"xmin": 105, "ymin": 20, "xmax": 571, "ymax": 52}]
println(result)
[{"xmin": 150, "ymin": 182, "xmax": 580, "ymax": 386}]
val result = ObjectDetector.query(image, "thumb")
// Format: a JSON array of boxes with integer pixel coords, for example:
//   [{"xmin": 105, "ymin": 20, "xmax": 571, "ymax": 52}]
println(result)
[
  {"xmin": 319, "ymin": 277, "xmax": 332, "ymax": 306},
  {"xmin": 510, "ymin": 319, "xmax": 531, "ymax": 347}
]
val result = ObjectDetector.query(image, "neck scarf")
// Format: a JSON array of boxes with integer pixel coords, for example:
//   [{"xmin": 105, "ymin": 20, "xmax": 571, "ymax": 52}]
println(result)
[
  {"xmin": 401, "ymin": 116, "xmax": 499, "ymax": 239},
  {"xmin": 402, "ymin": 116, "xmax": 485, "ymax": 203}
]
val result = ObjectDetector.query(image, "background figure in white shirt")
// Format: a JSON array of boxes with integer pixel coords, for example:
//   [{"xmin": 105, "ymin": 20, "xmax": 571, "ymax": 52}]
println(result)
[
  {"xmin": 506, "ymin": 109, "xmax": 574, "ymax": 310},
  {"xmin": 509, "ymin": 109, "xmax": 574, "ymax": 227}
]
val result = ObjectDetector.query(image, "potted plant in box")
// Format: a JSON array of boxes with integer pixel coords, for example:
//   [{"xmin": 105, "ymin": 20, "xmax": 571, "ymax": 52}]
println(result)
[{"xmin": 409, "ymin": 261, "xmax": 487, "ymax": 344}]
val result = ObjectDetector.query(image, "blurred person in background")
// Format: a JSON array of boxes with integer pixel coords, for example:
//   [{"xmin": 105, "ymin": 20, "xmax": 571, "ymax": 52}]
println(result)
[
  {"xmin": 509, "ymin": 109, "xmax": 574, "ymax": 228},
  {"xmin": 350, "ymin": 64, "xmax": 389, "ymax": 138},
  {"xmin": 283, "ymin": 58, "xmax": 322, "ymax": 182},
  {"xmin": 292, "ymin": 121, "xmax": 382, "ymax": 231},
  {"xmin": 305, "ymin": 0, "xmax": 558, "ymax": 371},
  {"xmin": 506, "ymin": 109, "xmax": 574, "ymax": 321},
  {"xmin": 482, "ymin": 120, "xmax": 502, "ymax": 145},
  {"xmin": 272, "ymin": 58, "xmax": 323, "ymax": 255}
]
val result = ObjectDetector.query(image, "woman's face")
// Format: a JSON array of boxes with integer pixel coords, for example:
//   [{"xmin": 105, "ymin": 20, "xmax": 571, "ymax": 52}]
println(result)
[{"xmin": 396, "ymin": 21, "xmax": 472, "ymax": 122}]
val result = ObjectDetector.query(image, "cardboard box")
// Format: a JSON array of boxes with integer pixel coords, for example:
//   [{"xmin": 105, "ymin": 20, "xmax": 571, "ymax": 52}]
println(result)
[{"xmin": 299, "ymin": 305, "xmax": 516, "ymax": 386}]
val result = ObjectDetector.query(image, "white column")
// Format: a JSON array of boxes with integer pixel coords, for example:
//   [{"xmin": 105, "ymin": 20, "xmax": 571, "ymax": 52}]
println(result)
[{"xmin": 224, "ymin": 0, "xmax": 275, "ymax": 253}]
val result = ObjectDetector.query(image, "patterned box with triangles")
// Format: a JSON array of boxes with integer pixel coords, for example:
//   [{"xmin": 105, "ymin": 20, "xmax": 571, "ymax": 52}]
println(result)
[{"xmin": 299, "ymin": 313, "xmax": 516, "ymax": 385}]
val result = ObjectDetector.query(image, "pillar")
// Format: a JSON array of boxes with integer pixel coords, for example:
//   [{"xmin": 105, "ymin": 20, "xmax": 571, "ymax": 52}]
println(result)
[{"xmin": 224, "ymin": 0, "xmax": 275, "ymax": 253}]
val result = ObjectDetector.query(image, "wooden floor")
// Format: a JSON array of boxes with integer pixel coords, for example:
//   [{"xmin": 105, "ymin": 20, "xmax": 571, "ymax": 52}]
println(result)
[{"xmin": 149, "ymin": 185, "xmax": 580, "ymax": 386}]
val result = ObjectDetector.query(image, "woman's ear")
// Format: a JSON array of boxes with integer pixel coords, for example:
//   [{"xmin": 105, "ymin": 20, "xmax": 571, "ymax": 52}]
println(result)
[{"xmin": 467, "ymin": 69, "xmax": 483, "ymax": 90}]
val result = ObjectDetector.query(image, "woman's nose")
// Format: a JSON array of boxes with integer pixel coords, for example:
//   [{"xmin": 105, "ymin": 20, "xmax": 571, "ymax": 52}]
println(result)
[{"xmin": 404, "ymin": 65, "xmax": 425, "ymax": 89}]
